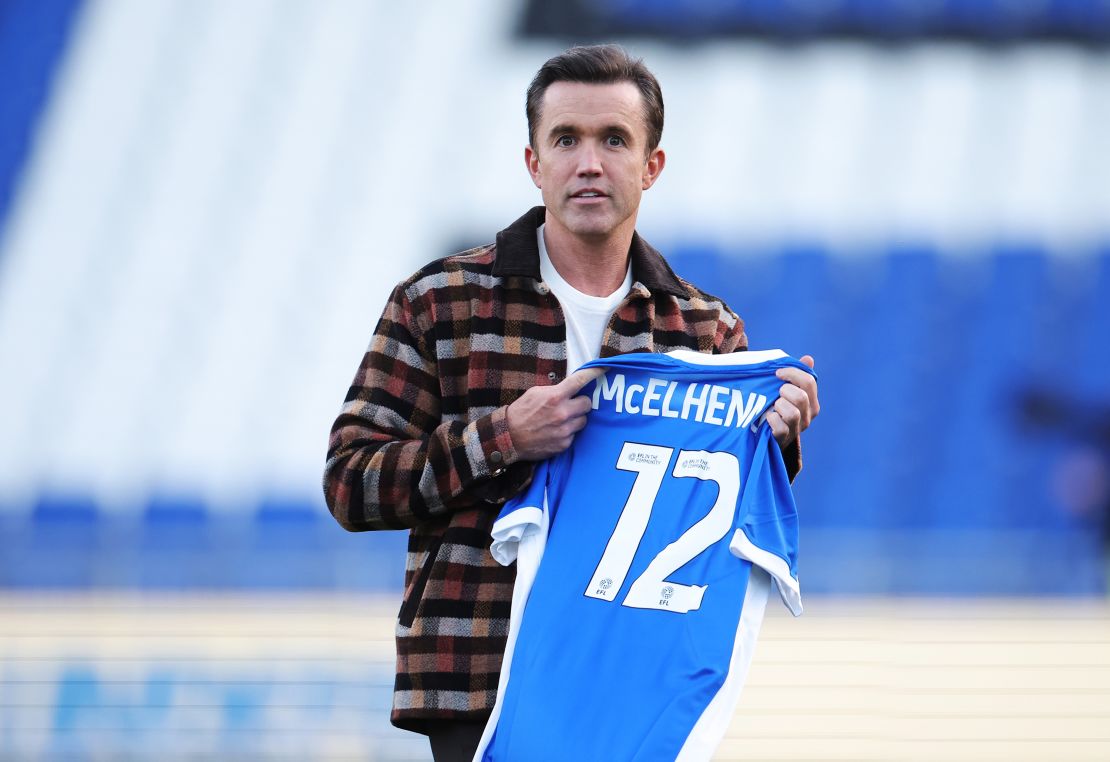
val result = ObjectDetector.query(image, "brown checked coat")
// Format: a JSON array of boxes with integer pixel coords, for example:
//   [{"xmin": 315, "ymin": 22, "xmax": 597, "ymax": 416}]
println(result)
[{"xmin": 323, "ymin": 206, "xmax": 801, "ymax": 732}]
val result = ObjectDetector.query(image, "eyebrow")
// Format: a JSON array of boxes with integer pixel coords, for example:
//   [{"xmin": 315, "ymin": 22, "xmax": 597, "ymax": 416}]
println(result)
[{"xmin": 546, "ymin": 122, "xmax": 635, "ymax": 142}]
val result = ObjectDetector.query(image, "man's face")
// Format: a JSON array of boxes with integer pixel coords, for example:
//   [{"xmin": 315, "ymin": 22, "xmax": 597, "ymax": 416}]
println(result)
[{"xmin": 526, "ymin": 81, "xmax": 665, "ymax": 245}]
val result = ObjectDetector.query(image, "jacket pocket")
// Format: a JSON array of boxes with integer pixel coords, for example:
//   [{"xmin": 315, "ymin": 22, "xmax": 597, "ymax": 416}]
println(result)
[{"xmin": 398, "ymin": 533, "xmax": 444, "ymax": 628}]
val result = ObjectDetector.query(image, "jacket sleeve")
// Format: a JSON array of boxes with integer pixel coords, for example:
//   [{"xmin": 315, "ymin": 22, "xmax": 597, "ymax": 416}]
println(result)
[{"xmin": 323, "ymin": 282, "xmax": 532, "ymax": 531}]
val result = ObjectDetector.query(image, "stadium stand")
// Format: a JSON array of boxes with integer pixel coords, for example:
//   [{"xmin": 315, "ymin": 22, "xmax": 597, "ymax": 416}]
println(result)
[
  {"xmin": 0, "ymin": 245, "xmax": 1105, "ymax": 595},
  {"xmin": 2, "ymin": 1, "xmax": 1109, "ymax": 758}
]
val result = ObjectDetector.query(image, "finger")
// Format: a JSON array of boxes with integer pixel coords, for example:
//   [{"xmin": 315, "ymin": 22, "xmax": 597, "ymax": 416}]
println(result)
[
  {"xmin": 558, "ymin": 366, "xmax": 607, "ymax": 396},
  {"xmin": 783, "ymin": 362, "xmax": 820, "ymax": 417},
  {"xmin": 777, "ymin": 384, "xmax": 812, "ymax": 426},
  {"xmin": 566, "ymin": 414, "xmax": 589, "ymax": 434},
  {"xmin": 778, "ymin": 382, "xmax": 808, "ymax": 407},
  {"xmin": 775, "ymin": 366, "xmax": 816, "ymax": 388},
  {"xmin": 774, "ymin": 398, "xmax": 801, "ymax": 429},
  {"xmin": 776, "ymin": 369, "xmax": 818, "ymax": 404},
  {"xmin": 567, "ymin": 394, "xmax": 594, "ymax": 417},
  {"xmin": 764, "ymin": 410, "xmax": 789, "ymax": 444}
]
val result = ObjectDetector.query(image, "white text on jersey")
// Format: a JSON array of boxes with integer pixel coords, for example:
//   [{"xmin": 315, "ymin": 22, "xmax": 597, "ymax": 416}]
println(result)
[{"xmin": 590, "ymin": 373, "xmax": 768, "ymax": 431}]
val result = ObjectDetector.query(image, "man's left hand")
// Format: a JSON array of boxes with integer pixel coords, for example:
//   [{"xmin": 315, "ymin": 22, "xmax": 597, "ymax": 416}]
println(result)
[{"xmin": 767, "ymin": 355, "xmax": 819, "ymax": 449}]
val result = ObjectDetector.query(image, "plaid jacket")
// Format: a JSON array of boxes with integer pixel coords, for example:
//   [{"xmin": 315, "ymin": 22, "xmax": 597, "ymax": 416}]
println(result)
[{"xmin": 323, "ymin": 206, "xmax": 801, "ymax": 732}]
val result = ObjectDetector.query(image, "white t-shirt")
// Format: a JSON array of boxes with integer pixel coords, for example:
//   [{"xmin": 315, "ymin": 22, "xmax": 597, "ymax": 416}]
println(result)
[{"xmin": 537, "ymin": 224, "xmax": 632, "ymax": 372}]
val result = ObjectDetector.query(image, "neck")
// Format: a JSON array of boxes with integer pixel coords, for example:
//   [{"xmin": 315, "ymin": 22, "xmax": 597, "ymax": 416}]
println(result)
[{"xmin": 541, "ymin": 217, "xmax": 635, "ymax": 297}]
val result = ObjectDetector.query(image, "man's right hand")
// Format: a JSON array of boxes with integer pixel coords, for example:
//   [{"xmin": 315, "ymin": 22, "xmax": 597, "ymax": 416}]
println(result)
[{"xmin": 507, "ymin": 367, "xmax": 607, "ymax": 461}]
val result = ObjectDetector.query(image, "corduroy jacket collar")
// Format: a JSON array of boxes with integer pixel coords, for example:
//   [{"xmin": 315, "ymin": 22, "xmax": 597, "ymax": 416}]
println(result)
[{"xmin": 492, "ymin": 206, "xmax": 687, "ymax": 298}]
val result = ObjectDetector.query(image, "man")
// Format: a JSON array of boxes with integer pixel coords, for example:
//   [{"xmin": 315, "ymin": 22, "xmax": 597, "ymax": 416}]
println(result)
[{"xmin": 324, "ymin": 44, "xmax": 819, "ymax": 762}]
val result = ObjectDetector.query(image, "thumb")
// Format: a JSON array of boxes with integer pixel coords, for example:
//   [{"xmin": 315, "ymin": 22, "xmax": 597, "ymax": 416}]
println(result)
[
  {"xmin": 558, "ymin": 366, "xmax": 607, "ymax": 396},
  {"xmin": 800, "ymin": 354, "xmax": 815, "ymax": 369}
]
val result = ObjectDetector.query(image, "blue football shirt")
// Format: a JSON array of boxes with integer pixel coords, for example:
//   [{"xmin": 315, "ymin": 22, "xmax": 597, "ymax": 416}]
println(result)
[{"xmin": 475, "ymin": 350, "xmax": 814, "ymax": 762}]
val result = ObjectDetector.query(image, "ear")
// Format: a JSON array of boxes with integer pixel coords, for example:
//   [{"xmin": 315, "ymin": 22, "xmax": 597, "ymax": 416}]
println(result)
[
  {"xmin": 641, "ymin": 147, "xmax": 665, "ymax": 190},
  {"xmin": 525, "ymin": 145, "xmax": 542, "ymax": 189}
]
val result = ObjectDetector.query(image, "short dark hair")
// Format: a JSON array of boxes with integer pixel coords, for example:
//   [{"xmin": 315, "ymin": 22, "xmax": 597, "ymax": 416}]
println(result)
[{"xmin": 526, "ymin": 44, "xmax": 664, "ymax": 154}]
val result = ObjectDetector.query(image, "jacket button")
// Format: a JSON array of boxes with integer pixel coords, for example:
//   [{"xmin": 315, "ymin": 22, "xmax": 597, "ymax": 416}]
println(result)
[
  {"xmin": 548, "ymin": 372, "xmax": 558, "ymax": 382},
  {"xmin": 491, "ymin": 451, "xmax": 504, "ymax": 464}
]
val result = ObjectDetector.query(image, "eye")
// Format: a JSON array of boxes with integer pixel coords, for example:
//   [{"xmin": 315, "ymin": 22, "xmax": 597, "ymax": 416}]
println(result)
[
  {"xmin": 606, "ymin": 135, "xmax": 625, "ymax": 147},
  {"xmin": 557, "ymin": 135, "xmax": 575, "ymax": 148}
]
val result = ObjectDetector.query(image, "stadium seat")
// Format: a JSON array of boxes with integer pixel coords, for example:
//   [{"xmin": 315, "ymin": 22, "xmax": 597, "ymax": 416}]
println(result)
[
  {"xmin": 11, "ymin": 494, "xmax": 104, "ymax": 588},
  {"xmin": 137, "ymin": 494, "xmax": 221, "ymax": 589}
]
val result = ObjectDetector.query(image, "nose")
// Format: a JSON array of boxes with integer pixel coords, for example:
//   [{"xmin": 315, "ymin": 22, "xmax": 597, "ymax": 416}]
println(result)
[{"xmin": 576, "ymin": 141, "xmax": 602, "ymax": 177}]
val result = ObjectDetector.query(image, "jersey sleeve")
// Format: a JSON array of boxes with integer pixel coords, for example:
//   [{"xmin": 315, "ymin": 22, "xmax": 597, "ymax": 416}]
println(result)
[
  {"xmin": 490, "ymin": 459, "xmax": 551, "ymax": 566},
  {"xmin": 728, "ymin": 426, "xmax": 802, "ymax": 616}
]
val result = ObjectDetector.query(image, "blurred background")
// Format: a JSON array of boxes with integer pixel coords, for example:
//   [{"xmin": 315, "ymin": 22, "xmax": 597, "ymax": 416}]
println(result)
[{"xmin": 1, "ymin": 0, "xmax": 1109, "ymax": 759}]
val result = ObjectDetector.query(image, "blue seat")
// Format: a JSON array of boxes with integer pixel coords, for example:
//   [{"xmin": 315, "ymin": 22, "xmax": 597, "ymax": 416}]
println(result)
[
  {"xmin": 141, "ymin": 494, "xmax": 211, "ymax": 550},
  {"xmin": 232, "ymin": 496, "xmax": 333, "ymax": 589},
  {"xmin": 137, "ymin": 494, "xmax": 219, "ymax": 589},
  {"xmin": 10, "ymin": 494, "xmax": 104, "ymax": 587},
  {"xmin": 1075, "ymin": 246, "xmax": 1110, "ymax": 395}
]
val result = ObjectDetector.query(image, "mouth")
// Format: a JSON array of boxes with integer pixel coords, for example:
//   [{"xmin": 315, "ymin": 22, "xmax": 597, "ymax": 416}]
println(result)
[{"xmin": 570, "ymin": 190, "xmax": 608, "ymax": 202}]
